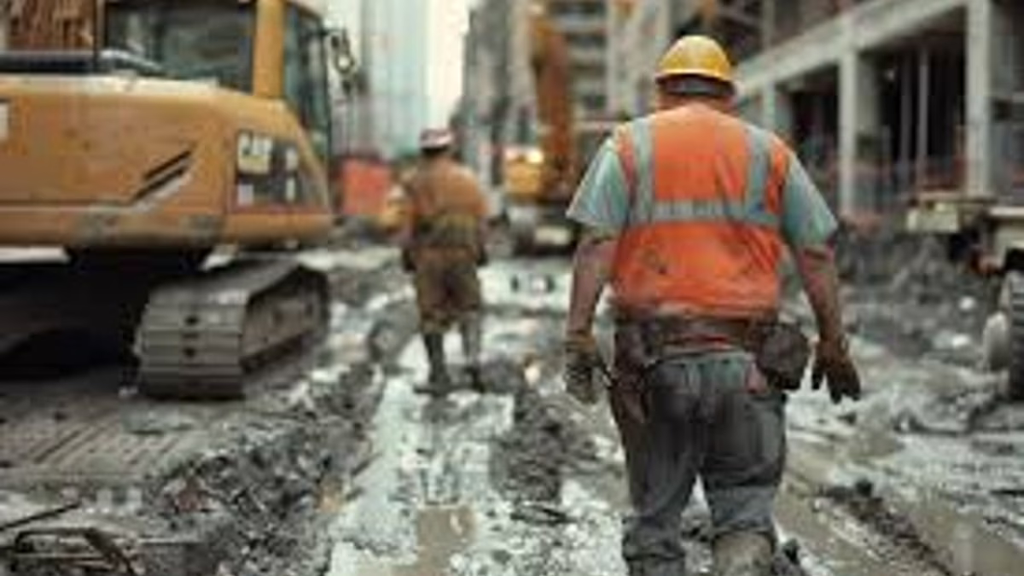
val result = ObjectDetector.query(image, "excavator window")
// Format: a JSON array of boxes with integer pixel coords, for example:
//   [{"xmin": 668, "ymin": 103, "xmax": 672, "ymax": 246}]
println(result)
[
  {"xmin": 283, "ymin": 5, "xmax": 332, "ymax": 166},
  {"xmin": 105, "ymin": 0, "xmax": 255, "ymax": 91}
]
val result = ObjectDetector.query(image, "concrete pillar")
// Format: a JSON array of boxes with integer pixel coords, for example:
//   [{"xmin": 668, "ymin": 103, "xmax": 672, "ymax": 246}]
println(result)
[
  {"xmin": 762, "ymin": 0, "xmax": 776, "ymax": 49},
  {"xmin": 966, "ymin": 0, "xmax": 993, "ymax": 197},
  {"xmin": 839, "ymin": 44, "xmax": 883, "ymax": 215},
  {"xmin": 761, "ymin": 84, "xmax": 794, "ymax": 141}
]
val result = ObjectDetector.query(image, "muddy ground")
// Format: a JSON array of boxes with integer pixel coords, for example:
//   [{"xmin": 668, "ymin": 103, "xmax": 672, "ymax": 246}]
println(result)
[
  {"xmin": 4, "ymin": 232, "xmax": 1024, "ymax": 575},
  {"xmin": 0, "ymin": 247, "xmax": 409, "ymax": 576},
  {"xmin": 325, "ymin": 233, "xmax": 1024, "ymax": 576}
]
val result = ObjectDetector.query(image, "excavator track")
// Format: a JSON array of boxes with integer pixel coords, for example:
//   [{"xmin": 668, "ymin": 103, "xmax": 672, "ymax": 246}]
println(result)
[{"xmin": 136, "ymin": 259, "xmax": 329, "ymax": 399}]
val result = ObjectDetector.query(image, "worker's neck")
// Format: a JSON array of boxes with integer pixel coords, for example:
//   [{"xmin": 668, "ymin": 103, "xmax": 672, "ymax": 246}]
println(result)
[
  {"xmin": 422, "ymin": 152, "xmax": 451, "ymax": 163},
  {"xmin": 658, "ymin": 96, "xmax": 732, "ymax": 113}
]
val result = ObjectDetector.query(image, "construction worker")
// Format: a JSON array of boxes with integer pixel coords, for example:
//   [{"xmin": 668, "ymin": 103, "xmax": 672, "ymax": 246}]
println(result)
[
  {"xmin": 401, "ymin": 128, "xmax": 489, "ymax": 395},
  {"xmin": 562, "ymin": 36, "xmax": 861, "ymax": 576}
]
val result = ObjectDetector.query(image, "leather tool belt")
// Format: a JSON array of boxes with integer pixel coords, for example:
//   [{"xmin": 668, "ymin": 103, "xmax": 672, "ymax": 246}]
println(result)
[{"xmin": 617, "ymin": 314, "xmax": 810, "ymax": 391}]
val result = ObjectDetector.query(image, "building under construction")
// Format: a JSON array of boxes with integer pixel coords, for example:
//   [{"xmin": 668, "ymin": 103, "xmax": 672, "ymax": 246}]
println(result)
[{"xmin": 611, "ymin": 0, "xmax": 1024, "ymax": 221}]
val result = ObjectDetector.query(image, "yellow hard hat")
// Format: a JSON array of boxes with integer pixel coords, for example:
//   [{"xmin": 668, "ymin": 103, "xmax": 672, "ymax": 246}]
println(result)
[{"xmin": 655, "ymin": 35, "xmax": 734, "ymax": 86}]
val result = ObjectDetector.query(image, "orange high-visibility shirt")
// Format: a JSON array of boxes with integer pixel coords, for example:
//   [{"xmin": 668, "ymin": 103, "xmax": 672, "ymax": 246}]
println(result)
[{"xmin": 567, "ymin": 104, "xmax": 837, "ymax": 318}]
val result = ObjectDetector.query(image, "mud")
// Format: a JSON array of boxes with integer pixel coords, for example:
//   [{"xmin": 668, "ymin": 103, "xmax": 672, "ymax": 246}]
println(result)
[
  {"xmin": 0, "ymin": 249, "xmax": 412, "ymax": 576},
  {"xmin": 492, "ymin": 385, "xmax": 601, "ymax": 510},
  {"xmin": 820, "ymin": 480, "xmax": 954, "ymax": 576}
]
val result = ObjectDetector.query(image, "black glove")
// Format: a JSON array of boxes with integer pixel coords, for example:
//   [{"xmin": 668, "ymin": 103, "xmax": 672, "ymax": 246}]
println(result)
[
  {"xmin": 563, "ymin": 334, "xmax": 602, "ymax": 405},
  {"xmin": 811, "ymin": 337, "xmax": 861, "ymax": 404}
]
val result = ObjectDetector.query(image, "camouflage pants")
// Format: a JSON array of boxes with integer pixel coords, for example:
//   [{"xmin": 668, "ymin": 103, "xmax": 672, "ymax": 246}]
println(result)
[
  {"xmin": 611, "ymin": 343, "xmax": 786, "ymax": 576},
  {"xmin": 412, "ymin": 247, "xmax": 483, "ymax": 334}
]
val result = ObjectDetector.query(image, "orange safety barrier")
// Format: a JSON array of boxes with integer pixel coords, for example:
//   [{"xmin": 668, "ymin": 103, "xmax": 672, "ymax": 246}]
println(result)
[{"xmin": 338, "ymin": 158, "xmax": 393, "ymax": 219}]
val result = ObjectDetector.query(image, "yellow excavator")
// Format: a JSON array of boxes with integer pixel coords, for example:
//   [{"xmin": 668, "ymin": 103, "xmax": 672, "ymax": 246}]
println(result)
[
  {"xmin": 503, "ymin": 4, "xmax": 578, "ymax": 253},
  {"xmin": 0, "ymin": 0, "xmax": 353, "ymax": 398}
]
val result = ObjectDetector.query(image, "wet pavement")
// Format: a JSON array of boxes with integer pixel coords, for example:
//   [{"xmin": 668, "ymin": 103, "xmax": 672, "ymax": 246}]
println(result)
[
  {"xmin": 4, "ymin": 247, "xmax": 1024, "ymax": 575},
  {"xmin": 325, "ymin": 257, "xmax": 1024, "ymax": 576},
  {"xmin": 327, "ymin": 260, "xmax": 631, "ymax": 576}
]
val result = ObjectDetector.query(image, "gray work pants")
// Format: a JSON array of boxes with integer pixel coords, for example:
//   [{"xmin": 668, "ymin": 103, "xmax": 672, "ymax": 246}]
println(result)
[{"xmin": 613, "ymin": 349, "xmax": 786, "ymax": 576}]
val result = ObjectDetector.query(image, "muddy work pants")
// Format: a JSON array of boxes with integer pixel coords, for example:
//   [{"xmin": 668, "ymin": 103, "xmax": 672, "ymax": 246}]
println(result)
[
  {"xmin": 612, "ymin": 349, "xmax": 786, "ymax": 576},
  {"xmin": 411, "ymin": 247, "xmax": 483, "ymax": 335}
]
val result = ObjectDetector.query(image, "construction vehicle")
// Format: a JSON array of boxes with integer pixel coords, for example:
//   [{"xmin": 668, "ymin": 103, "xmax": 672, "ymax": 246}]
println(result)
[
  {"xmin": 0, "ymin": 0, "xmax": 353, "ymax": 398},
  {"xmin": 503, "ymin": 6, "xmax": 578, "ymax": 253},
  {"xmin": 907, "ymin": 190, "xmax": 1024, "ymax": 399}
]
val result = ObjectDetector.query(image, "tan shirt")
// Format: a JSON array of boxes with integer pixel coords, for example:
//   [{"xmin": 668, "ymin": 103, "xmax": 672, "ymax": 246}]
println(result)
[{"xmin": 405, "ymin": 158, "xmax": 488, "ymax": 249}]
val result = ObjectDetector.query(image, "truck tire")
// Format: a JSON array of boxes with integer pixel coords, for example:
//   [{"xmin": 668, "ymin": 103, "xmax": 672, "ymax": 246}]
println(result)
[{"xmin": 1006, "ymin": 271, "xmax": 1024, "ymax": 400}]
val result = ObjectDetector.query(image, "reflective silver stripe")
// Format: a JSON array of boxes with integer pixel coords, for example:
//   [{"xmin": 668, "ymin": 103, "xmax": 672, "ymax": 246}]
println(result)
[
  {"xmin": 650, "ymin": 199, "xmax": 747, "ymax": 222},
  {"xmin": 625, "ymin": 120, "xmax": 780, "ymax": 229},
  {"xmin": 627, "ymin": 118, "xmax": 656, "ymax": 225}
]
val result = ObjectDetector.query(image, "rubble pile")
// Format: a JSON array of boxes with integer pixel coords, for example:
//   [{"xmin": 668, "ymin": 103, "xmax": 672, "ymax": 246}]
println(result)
[
  {"xmin": 493, "ymin": 384, "xmax": 602, "ymax": 514},
  {"xmin": 0, "ymin": 254, "xmax": 413, "ymax": 576},
  {"xmin": 154, "ymin": 367, "xmax": 383, "ymax": 576},
  {"xmin": 837, "ymin": 228, "xmax": 997, "ymax": 365}
]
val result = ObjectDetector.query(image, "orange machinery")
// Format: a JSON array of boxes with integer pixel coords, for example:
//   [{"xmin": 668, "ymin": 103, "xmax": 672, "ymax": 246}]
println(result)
[
  {"xmin": 503, "ymin": 6, "xmax": 578, "ymax": 252},
  {"xmin": 0, "ymin": 0, "xmax": 350, "ymax": 397},
  {"xmin": 338, "ymin": 156, "xmax": 395, "ymax": 224}
]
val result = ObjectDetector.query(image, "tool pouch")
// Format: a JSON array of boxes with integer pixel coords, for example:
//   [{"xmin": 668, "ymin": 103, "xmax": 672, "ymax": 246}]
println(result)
[{"xmin": 754, "ymin": 322, "xmax": 810, "ymax": 391}]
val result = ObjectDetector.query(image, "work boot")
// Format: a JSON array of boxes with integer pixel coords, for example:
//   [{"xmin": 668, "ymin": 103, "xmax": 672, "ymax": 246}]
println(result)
[
  {"xmin": 712, "ymin": 532, "xmax": 773, "ymax": 576},
  {"xmin": 460, "ymin": 316, "xmax": 484, "ymax": 392},
  {"xmin": 417, "ymin": 333, "xmax": 451, "ymax": 396}
]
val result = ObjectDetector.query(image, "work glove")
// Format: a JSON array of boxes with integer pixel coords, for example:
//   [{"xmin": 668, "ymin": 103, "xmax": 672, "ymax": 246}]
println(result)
[
  {"xmin": 811, "ymin": 337, "xmax": 861, "ymax": 404},
  {"xmin": 563, "ymin": 333, "xmax": 603, "ymax": 405},
  {"xmin": 401, "ymin": 247, "xmax": 415, "ymax": 273}
]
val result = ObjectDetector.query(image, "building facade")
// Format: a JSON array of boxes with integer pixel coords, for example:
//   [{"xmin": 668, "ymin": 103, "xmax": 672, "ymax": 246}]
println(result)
[
  {"xmin": 608, "ymin": 0, "xmax": 1024, "ymax": 219},
  {"xmin": 460, "ymin": 0, "xmax": 537, "ymax": 191},
  {"xmin": 331, "ymin": 0, "xmax": 431, "ymax": 159},
  {"xmin": 548, "ymin": 0, "xmax": 608, "ymax": 116},
  {"xmin": 547, "ymin": 0, "xmax": 615, "ymax": 162}
]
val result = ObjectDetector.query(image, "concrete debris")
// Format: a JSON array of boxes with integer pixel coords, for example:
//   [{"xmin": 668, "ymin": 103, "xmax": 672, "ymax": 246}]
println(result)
[
  {"xmin": 0, "ymin": 257, "xmax": 409, "ymax": 576},
  {"xmin": 837, "ymin": 231, "xmax": 996, "ymax": 367}
]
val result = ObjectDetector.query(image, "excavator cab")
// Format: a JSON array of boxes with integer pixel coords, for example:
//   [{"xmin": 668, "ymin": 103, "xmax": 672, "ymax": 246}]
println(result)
[{"xmin": 0, "ymin": 0, "xmax": 346, "ymax": 248}]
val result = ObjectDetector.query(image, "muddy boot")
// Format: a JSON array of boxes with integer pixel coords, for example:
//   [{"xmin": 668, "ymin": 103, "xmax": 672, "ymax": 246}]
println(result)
[
  {"xmin": 712, "ymin": 532, "xmax": 773, "ymax": 576},
  {"xmin": 416, "ymin": 333, "xmax": 451, "ymax": 396},
  {"xmin": 770, "ymin": 540, "xmax": 807, "ymax": 576},
  {"xmin": 460, "ymin": 316, "xmax": 484, "ymax": 392}
]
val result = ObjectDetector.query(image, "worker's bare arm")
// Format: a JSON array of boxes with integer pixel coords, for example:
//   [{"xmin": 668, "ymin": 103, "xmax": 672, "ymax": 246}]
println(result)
[
  {"xmin": 566, "ymin": 229, "xmax": 618, "ymax": 338},
  {"xmin": 793, "ymin": 243, "xmax": 844, "ymax": 344}
]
